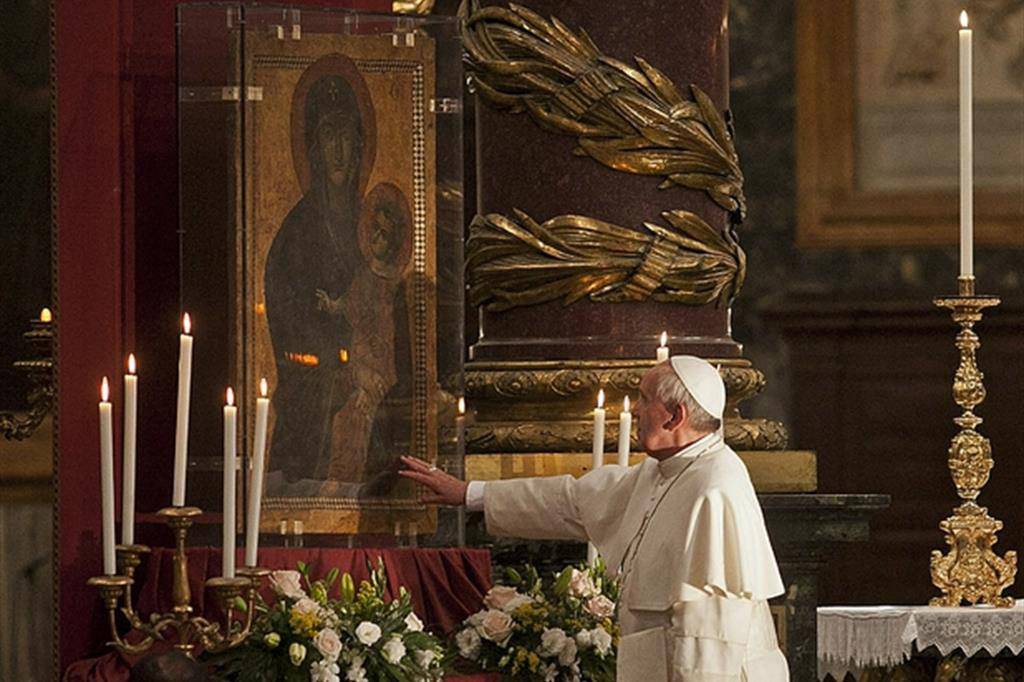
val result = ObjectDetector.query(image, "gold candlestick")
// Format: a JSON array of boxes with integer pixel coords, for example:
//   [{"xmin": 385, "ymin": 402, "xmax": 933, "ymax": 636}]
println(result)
[
  {"xmin": 88, "ymin": 505, "xmax": 267, "ymax": 657},
  {"xmin": 930, "ymin": 276, "xmax": 1017, "ymax": 607},
  {"xmin": 115, "ymin": 543, "xmax": 151, "ymax": 624}
]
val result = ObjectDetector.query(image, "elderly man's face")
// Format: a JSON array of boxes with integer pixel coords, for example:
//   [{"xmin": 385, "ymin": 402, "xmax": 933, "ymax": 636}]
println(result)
[{"xmin": 634, "ymin": 370, "xmax": 684, "ymax": 454}]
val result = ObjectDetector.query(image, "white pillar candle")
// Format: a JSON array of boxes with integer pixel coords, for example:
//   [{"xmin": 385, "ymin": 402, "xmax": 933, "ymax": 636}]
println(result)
[
  {"xmin": 588, "ymin": 389, "xmax": 606, "ymax": 565},
  {"xmin": 173, "ymin": 314, "xmax": 194, "ymax": 506},
  {"xmin": 121, "ymin": 354, "xmax": 138, "ymax": 545},
  {"xmin": 222, "ymin": 387, "xmax": 238, "ymax": 578},
  {"xmin": 617, "ymin": 396, "xmax": 632, "ymax": 467},
  {"xmin": 245, "ymin": 379, "xmax": 270, "ymax": 567},
  {"xmin": 99, "ymin": 378, "xmax": 116, "ymax": 575},
  {"xmin": 656, "ymin": 331, "xmax": 669, "ymax": 362},
  {"xmin": 959, "ymin": 11, "xmax": 973, "ymax": 278}
]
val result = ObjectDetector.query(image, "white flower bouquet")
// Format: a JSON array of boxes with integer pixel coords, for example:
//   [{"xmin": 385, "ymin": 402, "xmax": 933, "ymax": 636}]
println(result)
[
  {"xmin": 451, "ymin": 562, "xmax": 619, "ymax": 681},
  {"xmin": 203, "ymin": 560, "xmax": 444, "ymax": 681}
]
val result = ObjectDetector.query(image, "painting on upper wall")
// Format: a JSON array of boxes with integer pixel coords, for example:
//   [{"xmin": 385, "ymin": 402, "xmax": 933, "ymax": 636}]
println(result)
[
  {"xmin": 239, "ymin": 21, "xmax": 439, "ymax": 535},
  {"xmin": 796, "ymin": 0, "xmax": 1023, "ymax": 248}
]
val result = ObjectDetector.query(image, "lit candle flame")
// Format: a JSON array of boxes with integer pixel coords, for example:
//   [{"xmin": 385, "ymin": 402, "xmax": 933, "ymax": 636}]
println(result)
[
  {"xmin": 182, "ymin": 313, "xmax": 192, "ymax": 335},
  {"xmin": 260, "ymin": 378, "xmax": 268, "ymax": 397},
  {"xmin": 127, "ymin": 353, "xmax": 136, "ymax": 374},
  {"xmin": 659, "ymin": 331, "xmax": 667, "ymax": 347},
  {"xmin": 623, "ymin": 395, "xmax": 630, "ymax": 412},
  {"xmin": 226, "ymin": 387, "xmax": 235, "ymax": 406},
  {"xmin": 101, "ymin": 377, "xmax": 110, "ymax": 402},
  {"xmin": 960, "ymin": 10, "xmax": 968, "ymax": 28},
  {"xmin": 597, "ymin": 389, "xmax": 605, "ymax": 409},
  {"xmin": 458, "ymin": 397, "xmax": 466, "ymax": 415},
  {"xmin": 40, "ymin": 308, "xmax": 52, "ymax": 323}
]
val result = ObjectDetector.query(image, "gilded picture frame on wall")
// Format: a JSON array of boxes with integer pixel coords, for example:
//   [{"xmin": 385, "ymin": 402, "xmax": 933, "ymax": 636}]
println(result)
[
  {"xmin": 238, "ymin": 23, "xmax": 439, "ymax": 535},
  {"xmin": 795, "ymin": 0, "xmax": 1023, "ymax": 248}
]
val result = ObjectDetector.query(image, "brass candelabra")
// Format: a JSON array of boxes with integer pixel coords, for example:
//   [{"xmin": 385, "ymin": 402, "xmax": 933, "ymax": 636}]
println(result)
[
  {"xmin": 929, "ymin": 276, "xmax": 1017, "ymax": 607},
  {"xmin": 87, "ymin": 505, "xmax": 270, "ymax": 657}
]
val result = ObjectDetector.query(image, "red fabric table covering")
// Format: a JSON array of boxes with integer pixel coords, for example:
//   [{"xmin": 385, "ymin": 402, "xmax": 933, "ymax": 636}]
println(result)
[{"xmin": 64, "ymin": 547, "xmax": 496, "ymax": 681}]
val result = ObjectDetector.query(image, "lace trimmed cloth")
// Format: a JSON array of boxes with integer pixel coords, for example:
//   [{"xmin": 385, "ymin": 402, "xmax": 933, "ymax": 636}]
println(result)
[{"xmin": 817, "ymin": 601, "xmax": 1024, "ymax": 680}]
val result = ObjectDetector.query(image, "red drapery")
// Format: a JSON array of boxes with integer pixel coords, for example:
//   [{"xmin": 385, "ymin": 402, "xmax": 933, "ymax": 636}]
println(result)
[{"xmin": 64, "ymin": 547, "xmax": 497, "ymax": 681}]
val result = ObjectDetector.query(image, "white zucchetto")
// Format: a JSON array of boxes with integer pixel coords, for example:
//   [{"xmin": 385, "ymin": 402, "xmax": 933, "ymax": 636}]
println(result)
[{"xmin": 669, "ymin": 355, "xmax": 726, "ymax": 420}]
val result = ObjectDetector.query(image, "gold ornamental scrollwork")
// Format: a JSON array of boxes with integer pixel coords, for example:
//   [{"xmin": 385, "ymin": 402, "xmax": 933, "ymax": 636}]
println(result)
[
  {"xmin": 392, "ymin": 0, "xmax": 436, "ymax": 14},
  {"xmin": 929, "ymin": 281, "xmax": 1017, "ymax": 607},
  {"xmin": 459, "ymin": 0, "xmax": 746, "ymax": 220},
  {"xmin": 467, "ymin": 208, "xmax": 745, "ymax": 310}
]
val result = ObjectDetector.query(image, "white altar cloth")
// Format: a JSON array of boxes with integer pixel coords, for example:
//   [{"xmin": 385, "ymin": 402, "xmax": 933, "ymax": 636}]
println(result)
[{"xmin": 817, "ymin": 600, "xmax": 1024, "ymax": 680}]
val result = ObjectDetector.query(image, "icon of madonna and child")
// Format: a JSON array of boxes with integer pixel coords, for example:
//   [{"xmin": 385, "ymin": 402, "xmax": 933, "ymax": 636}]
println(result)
[{"xmin": 262, "ymin": 56, "xmax": 424, "ymax": 503}]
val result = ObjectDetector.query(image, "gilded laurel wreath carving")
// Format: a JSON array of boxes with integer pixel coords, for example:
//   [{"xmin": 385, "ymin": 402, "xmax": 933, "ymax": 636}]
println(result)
[
  {"xmin": 466, "ymin": 209, "xmax": 745, "ymax": 310},
  {"xmin": 459, "ymin": 0, "xmax": 746, "ymax": 219}
]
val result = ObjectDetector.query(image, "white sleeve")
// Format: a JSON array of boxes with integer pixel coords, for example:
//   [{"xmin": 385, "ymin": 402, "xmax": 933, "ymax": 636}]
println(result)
[
  {"xmin": 464, "ymin": 480, "xmax": 486, "ymax": 511},
  {"xmin": 667, "ymin": 593, "xmax": 752, "ymax": 680}
]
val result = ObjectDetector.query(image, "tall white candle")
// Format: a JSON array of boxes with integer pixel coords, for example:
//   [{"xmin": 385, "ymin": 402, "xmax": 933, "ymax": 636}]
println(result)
[
  {"xmin": 223, "ymin": 387, "xmax": 237, "ymax": 578},
  {"xmin": 588, "ymin": 389, "xmax": 606, "ymax": 564},
  {"xmin": 121, "ymin": 354, "xmax": 138, "ymax": 545},
  {"xmin": 245, "ymin": 379, "xmax": 270, "ymax": 567},
  {"xmin": 959, "ymin": 10, "xmax": 973, "ymax": 278},
  {"xmin": 173, "ymin": 313, "xmax": 194, "ymax": 506},
  {"xmin": 99, "ymin": 378, "xmax": 116, "ymax": 575},
  {"xmin": 456, "ymin": 397, "xmax": 467, "ymax": 547},
  {"xmin": 656, "ymin": 331, "xmax": 669, "ymax": 362},
  {"xmin": 617, "ymin": 396, "xmax": 632, "ymax": 467}
]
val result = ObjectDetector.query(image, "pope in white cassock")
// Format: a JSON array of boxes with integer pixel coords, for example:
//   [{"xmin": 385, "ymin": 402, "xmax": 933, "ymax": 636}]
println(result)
[{"xmin": 401, "ymin": 356, "xmax": 789, "ymax": 680}]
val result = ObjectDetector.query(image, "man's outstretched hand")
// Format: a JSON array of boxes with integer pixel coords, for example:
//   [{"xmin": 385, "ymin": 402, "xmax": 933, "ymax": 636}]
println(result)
[{"xmin": 398, "ymin": 456, "xmax": 469, "ymax": 506}]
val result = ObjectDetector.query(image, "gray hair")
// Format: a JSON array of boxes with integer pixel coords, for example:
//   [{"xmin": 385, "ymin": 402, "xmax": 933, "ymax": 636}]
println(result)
[{"xmin": 650, "ymin": 362, "xmax": 721, "ymax": 433}]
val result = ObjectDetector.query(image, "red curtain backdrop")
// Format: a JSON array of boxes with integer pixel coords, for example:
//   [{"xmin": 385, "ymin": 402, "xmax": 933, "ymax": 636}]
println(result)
[{"xmin": 56, "ymin": 0, "xmax": 396, "ymax": 672}]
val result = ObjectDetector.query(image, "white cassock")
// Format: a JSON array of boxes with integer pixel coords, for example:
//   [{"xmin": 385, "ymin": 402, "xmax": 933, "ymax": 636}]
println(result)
[{"xmin": 465, "ymin": 432, "xmax": 789, "ymax": 681}]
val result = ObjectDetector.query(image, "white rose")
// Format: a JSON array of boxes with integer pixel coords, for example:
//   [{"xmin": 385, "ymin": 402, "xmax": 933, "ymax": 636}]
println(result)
[
  {"xmin": 455, "ymin": 627, "xmax": 482, "ymax": 660},
  {"xmin": 292, "ymin": 597, "xmax": 320, "ymax": 618},
  {"xmin": 382, "ymin": 635, "xmax": 407, "ymax": 664},
  {"xmin": 501, "ymin": 594, "xmax": 533, "ymax": 614},
  {"xmin": 414, "ymin": 649, "xmax": 438, "ymax": 669},
  {"xmin": 289, "ymin": 642, "xmax": 307, "ymax": 666},
  {"xmin": 557, "ymin": 637, "xmax": 578, "ymax": 667},
  {"xmin": 585, "ymin": 595, "xmax": 615, "ymax": 619},
  {"xmin": 542, "ymin": 662, "xmax": 558, "ymax": 682},
  {"xmin": 404, "ymin": 612, "xmax": 424, "ymax": 632},
  {"xmin": 539, "ymin": 627, "xmax": 567, "ymax": 658},
  {"xmin": 479, "ymin": 609, "xmax": 514, "ymax": 646},
  {"xmin": 590, "ymin": 627, "xmax": 613, "ymax": 656},
  {"xmin": 568, "ymin": 569, "xmax": 598, "ymax": 598},
  {"xmin": 270, "ymin": 570, "xmax": 306, "ymax": 599},
  {"xmin": 483, "ymin": 585, "xmax": 521, "ymax": 610},
  {"xmin": 345, "ymin": 664, "xmax": 367, "ymax": 682},
  {"xmin": 355, "ymin": 621, "xmax": 382, "ymax": 646},
  {"xmin": 574, "ymin": 629, "xmax": 593, "ymax": 649},
  {"xmin": 310, "ymin": 659, "xmax": 341, "ymax": 682},
  {"xmin": 314, "ymin": 627, "xmax": 343, "ymax": 663},
  {"xmin": 466, "ymin": 610, "xmax": 485, "ymax": 627}
]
